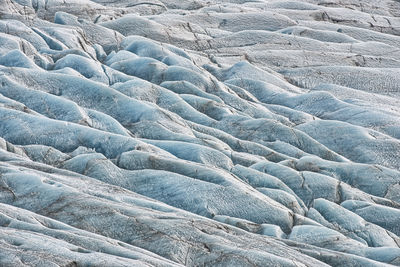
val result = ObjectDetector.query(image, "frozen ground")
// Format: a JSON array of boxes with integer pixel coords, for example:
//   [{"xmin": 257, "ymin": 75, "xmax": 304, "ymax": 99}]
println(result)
[{"xmin": 0, "ymin": 0, "xmax": 400, "ymax": 266}]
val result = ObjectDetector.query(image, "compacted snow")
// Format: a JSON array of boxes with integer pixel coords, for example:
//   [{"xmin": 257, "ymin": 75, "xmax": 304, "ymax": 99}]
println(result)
[{"xmin": 0, "ymin": 0, "xmax": 400, "ymax": 266}]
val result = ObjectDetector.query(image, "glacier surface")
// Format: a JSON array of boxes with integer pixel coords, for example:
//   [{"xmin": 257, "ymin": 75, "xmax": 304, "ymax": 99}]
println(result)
[{"xmin": 0, "ymin": 0, "xmax": 400, "ymax": 266}]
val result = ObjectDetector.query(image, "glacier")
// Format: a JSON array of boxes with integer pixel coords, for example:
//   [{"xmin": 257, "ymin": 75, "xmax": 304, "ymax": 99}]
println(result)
[{"xmin": 0, "ymin": 0, "xmax": 400, "ymax": 266}]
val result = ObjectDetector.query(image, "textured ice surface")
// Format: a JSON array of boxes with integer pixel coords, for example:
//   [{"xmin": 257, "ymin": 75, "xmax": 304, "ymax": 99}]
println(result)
[{"xmin": 0, "ymin": 0, "xmax": 400, "ymax": 266}]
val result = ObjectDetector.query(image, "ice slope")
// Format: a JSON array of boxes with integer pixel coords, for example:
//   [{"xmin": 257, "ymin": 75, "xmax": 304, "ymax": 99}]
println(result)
[{"xmin": 0, "ymin": 0, "xmax": 400, "ymax": 266}]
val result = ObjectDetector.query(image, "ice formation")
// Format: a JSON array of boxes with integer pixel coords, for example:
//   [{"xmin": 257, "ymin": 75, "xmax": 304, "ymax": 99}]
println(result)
[{"xmin": 0, "ymin": 0, "xmax": 400, "ymax": 266}]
